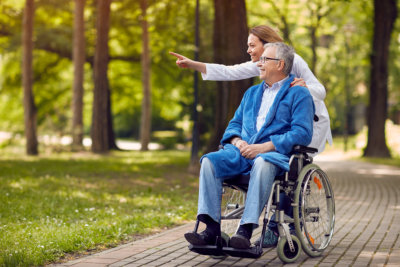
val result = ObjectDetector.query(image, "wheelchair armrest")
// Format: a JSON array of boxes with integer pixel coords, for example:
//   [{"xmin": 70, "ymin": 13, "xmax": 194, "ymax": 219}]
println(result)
[{"xmin": 293, "ymin": 145, "xmax": 318, "ymax": 154}]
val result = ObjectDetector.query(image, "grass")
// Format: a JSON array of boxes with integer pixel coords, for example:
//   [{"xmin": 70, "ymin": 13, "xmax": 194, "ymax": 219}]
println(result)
[
  {"xmin": 358, "ymin": 156, "xmax": 400, "ymax": 168},
  {"xmin": 326, "ymin": 131, "xmax": 400, "ymax": 168},
  {"xmin": 0, "ymin": 149, "xmax": 199, "ymax": 266}
]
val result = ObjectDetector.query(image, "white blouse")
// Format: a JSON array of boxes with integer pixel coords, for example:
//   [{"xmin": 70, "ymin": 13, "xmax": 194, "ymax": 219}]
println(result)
[{"xmin": 201, "ymin": 53, "xmax": 332, "ymax": 154}]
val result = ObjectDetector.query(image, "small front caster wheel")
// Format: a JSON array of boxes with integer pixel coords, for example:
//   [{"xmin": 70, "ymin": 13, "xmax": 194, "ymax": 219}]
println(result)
[{"xmin": 277, "ymin": 235, "xmax": 302, "ymax": 263}]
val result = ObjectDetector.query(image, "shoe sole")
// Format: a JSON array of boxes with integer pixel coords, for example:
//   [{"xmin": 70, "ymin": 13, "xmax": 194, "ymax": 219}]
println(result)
[
  {"xmin": 184, "ymin": 232, "xmax": 208, "ymax": 246},
  {"xmin": 230, "ymin": 235, "xmax": 251, "ymax": 249}
]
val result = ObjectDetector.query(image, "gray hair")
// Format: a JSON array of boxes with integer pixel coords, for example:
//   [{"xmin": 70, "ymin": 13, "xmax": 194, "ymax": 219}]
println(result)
[{"xmin": 263, "ymin": 42, "xmax": 294, "ymax": 75}]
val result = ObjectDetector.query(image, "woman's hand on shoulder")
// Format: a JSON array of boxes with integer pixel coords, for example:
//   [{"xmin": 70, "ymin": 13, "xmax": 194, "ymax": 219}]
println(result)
[{"xmin": 290, "ymin": 78, "xmax": 307, "ymax": 88}]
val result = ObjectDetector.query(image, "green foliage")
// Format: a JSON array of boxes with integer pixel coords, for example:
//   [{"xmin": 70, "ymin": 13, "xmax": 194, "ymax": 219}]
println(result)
[
  {"xmin": 0, "ymin": 0, "xmax": 399, "ymax": 146},
  {"xmin": 0, "ymin": 150, "xmax": 198, "ymax": 266}
]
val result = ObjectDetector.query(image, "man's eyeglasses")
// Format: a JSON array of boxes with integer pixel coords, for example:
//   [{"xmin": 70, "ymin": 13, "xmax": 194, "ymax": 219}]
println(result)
[{"xmin": 259, "ymin": 56, "xmax": 281, "ymax": 63}]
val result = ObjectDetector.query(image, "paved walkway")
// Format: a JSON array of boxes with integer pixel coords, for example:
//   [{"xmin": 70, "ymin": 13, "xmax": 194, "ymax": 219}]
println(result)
[{"xmin": 51, "ymin": 156, "xmax": 400, "ymax": 266}]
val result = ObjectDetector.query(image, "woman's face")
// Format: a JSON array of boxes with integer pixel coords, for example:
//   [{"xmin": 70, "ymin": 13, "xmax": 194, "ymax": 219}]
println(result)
[{"xmin": 247, "ymin": 34, "xmax": 264, "ymax": 62}]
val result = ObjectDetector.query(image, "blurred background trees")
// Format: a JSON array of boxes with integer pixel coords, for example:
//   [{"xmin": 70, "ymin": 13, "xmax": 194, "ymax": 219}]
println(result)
[{"xmin": 0, "ymin": 0, "xmax": 399, "ymax": 157}]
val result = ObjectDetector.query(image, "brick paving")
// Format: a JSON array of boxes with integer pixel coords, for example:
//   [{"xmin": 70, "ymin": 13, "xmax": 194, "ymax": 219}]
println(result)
[{"xmin": 50, "ymin": 156, "xmax": 400, "ymax": 267}]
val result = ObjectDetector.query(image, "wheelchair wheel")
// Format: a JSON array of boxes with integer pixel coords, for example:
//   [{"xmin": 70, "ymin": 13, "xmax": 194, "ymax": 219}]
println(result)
[
  {"xmin": 220, "ymin": 186, "xmax": 246, "ymax": 235},
  {"xmin": 277, "ymin": 235, "xmax": 301, "ymax": 263},
  {"xmin": 293, "ymin": 163, "xmax": 335, "ymax": 257}
]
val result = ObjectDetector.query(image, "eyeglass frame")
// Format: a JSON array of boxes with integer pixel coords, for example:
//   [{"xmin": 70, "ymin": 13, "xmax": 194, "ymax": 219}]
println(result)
[{"xmin": 259, "ymin": 56, "xmax": 281, "ymax": 64}]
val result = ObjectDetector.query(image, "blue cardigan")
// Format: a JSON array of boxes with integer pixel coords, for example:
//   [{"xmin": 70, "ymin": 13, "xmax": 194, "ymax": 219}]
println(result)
[{"xmin": 203, "ymin": 75, "xmax": 315, "ymax": 178}]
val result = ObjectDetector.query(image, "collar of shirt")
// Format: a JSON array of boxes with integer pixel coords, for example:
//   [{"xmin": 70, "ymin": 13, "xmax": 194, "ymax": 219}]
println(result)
[
  {"xmin": 256, "ymin": 76, "xmax": 290, "ymax": 132},
  {"xmin": 263, "ymin": 75, "xmax": 290, "ymax": 91}
]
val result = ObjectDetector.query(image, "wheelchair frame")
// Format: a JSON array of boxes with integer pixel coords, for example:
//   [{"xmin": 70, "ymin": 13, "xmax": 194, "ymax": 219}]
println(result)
[{"xmin": 188, "ymin": 145, "xmax": 335, "ymax": 263}]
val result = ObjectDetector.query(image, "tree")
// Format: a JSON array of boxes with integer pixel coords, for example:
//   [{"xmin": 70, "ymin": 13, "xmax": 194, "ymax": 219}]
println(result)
[
  {"xmin": 206, "ymin": 0, "xmax": 252, "ymax": 152},
  {"xmin": 91, "ymin": 0, "xmax": 112, "ymax": 153},
  {"xmin": 306, "ymin": 0, "xmax": 333, "ymax": 74},
  {"xmin": 72, "ymin": 0, "xmax": 86, "ymax": 150},
  {"xmin": 363, "ymin": 0, "xmax": 397, "ymax": 158},
  {"xmin": 22, "ymin": 0, "xmax": 38, "ymax": 155},
  {"xmin": 139, "ymin": 0, "xmax": 151, "ymax": 151},
  {"xmin": 264, "ymin": 0, "xmax": 292, "ymax": 45},
  {"xmin": 189, "ymin": 0, "xmax": 201, "ymax": 172}
]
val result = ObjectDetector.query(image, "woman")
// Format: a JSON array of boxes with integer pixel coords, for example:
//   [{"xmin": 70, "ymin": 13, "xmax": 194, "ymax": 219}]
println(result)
[{"xmin": 170, "ymin": 25, "xmax": 332, "ymax": 154}]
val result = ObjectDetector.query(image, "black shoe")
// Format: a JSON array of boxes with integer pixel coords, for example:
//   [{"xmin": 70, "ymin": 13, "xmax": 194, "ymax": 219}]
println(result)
[
  {"xmin": 184, "ymin": 229, "xmax": 217, "ymax": 246},
  {"xmin": 230, "ymin": 224, "xmax": 253, "ymax": 249},
  {"xmin": 230, "ymin": 233, "xmax": 251, "ymax": 249}
]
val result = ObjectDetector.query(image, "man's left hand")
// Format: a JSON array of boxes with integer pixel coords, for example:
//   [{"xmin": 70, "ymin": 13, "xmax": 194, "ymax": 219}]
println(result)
[
  {"xmin": 290, "ymin": 78, "xmax": 307, "ymax": 88},
  {"xmin": 240, "ymin": 144, "xmax": 267, "ymax": 159}
]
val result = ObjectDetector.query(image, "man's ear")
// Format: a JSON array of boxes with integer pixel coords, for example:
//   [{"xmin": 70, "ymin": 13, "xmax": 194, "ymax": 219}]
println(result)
[{"xmin": 277, "ymin": 60, "xmax": 285, "ymax": 71}]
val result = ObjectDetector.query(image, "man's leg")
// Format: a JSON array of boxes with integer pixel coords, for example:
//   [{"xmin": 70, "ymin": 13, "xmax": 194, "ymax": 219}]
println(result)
[
  {"xmin": 185, "ymin": 157, "xmax": 222, "ymax": 246},
  {"xmin": 197, "ymin": 158, "xmax": 223, "ymax": 223},
  {"xmin": 230, "ymin": 158, "xmax": 279, "ymax": 249}
]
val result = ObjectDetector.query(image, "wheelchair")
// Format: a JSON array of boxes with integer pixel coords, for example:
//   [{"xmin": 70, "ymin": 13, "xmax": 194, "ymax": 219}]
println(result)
[{"xmin": 188, "ymin": 145, "xmax": 335, "ymax": 263}]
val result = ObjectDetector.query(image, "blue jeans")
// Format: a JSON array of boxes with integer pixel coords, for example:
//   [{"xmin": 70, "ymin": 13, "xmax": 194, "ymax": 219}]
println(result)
[{"xmin": 197, "ymin": 157, "xmax": 279, "ymax": 227}]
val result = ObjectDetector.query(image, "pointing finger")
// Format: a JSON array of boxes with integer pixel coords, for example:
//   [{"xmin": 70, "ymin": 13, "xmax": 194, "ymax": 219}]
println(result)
[{"xmin": 169, "ymin": 51, "xmax": 184, "ymax": 60}]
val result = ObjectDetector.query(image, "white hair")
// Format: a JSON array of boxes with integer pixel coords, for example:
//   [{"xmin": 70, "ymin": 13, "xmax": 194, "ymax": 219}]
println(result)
[{"xmin": 263, "ymin": 42, "xmax": 294, "ymax": 75}]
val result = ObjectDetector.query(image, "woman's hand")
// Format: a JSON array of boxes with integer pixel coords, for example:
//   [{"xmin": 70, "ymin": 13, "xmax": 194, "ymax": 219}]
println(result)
[
  {"xmin": 169, "ymin": 51, "xmax": 207, "ymax": 73},
  {"xmin": 290, "ymin": 78, "xmax": 307, "ymax": 88},
  {"xmin": 169, "ymin": 52, "xmax": 192, "ymax": 68}
]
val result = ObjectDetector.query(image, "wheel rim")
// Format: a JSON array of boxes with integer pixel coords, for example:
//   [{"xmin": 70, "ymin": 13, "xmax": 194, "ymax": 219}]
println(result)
[
  {"xmin": 283, "ymin": 238, "xmax": 300, "ymax": 259},
  {"xmin": 300, "ymin": 167, "xmax": 335, "ymax": 252}
]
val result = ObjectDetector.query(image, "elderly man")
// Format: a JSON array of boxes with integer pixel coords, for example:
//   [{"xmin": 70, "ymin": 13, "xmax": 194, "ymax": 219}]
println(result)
[{"xmin": 185, "ymin": 42, "xmax": 315, "ymax": 249}]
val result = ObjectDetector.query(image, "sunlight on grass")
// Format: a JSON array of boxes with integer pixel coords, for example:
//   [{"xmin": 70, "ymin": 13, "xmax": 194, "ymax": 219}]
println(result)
[
  {"xmin": 0, "ymin": 149, "xmax": 198, "ymax": 266},
  {"xmin": 324, "ymin": 120, "xmax": 400, "ymax": 167}
]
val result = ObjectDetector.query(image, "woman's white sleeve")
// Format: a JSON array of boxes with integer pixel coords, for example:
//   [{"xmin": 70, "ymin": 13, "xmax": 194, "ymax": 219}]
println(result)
[
  {"xmin": 292, "ymin": 54, "xmax": 326, "ymax": 101},
  {"xmin": 201, "ymin": 61, "xmax": 260, "ymax": 81}
]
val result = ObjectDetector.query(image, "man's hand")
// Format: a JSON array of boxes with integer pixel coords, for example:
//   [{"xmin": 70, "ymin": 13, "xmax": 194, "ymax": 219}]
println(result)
[
  {"xmin": 239, "ymin": 142, "xmax": 275, "ymax": 159},
  {"xmin": 290, "ymin": 78, "xmax": 307, "ymax": 88},
  {"xmin": 235, "ymin": 139, "xmax": 249, "ymax": 150}
]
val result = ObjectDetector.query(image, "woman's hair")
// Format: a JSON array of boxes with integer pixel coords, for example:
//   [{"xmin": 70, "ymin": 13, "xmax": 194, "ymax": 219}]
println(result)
[
  {"xmin": 249, "ymin": 25, "xmax": 283, "ymax": 44},
  {"xmin": 264, "ymin": 42, "xmax": 294, "ymax": 76}
]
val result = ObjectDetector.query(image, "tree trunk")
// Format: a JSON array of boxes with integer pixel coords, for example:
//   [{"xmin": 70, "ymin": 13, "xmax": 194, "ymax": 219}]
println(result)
[
  {"xmin": 72, "ymin": 0, "xmax": 85, "ymax": 150},
  {"xmin": 310, "ymin": 26, "xmax": 317, "ymax": 74},
  {"xmin": 107, "ymin": 86, "xmax": 118, "ymax": 150},
  {"xmin": 206, "ymin": 0, "xmax": 252, "ymax": 152},
  {"xmin": 22, "ymin": 0, "xmax": 38, "ymax": 155},
  {"xmin": 91, "ymin": 0, "xmax": 112, "ymax": 153},
  {"xmin": 139, "ymin": 0, "xmax": 152, "ymax": 151},
  {"xmin": 188, "ymin": 0, "xmax": 201, "ymax": 173},
  {"xmin": 363, "ymin": 0, "xmax": 397, "ymax": 158}
]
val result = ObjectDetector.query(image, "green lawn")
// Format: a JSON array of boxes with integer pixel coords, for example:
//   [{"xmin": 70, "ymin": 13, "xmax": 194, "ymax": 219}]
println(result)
[
  {"xmin": 327, "ymin": 135, "xmax": 400, "ymax": 168},
  {"xmin": 0, "ymin": 150, "xmax": 198, "ymax": 266}
]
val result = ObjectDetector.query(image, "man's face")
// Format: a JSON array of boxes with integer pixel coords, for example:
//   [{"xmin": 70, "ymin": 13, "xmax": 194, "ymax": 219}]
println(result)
[
  {"xmin": 247, "ymin": 34, "xmax": 264, "ymax": 62},
  {"xmin": 257, "ymin": 47, "xmax": 280, "ymax": 82}
]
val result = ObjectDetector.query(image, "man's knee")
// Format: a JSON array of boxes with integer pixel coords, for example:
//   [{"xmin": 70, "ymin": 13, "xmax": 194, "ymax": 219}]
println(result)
[
  {"xmin": 200, "ymin": 157, "xmax": 215, "ymax": 176},
  {"xmin": 252, "ymin": 157, "xmax": 278, "ymax": 182},
  {"xmin": 253, "ymin": 157, "xmax": 275, "ymax": 170},
  {"xmin": 201, "ymin": 157, "xmax": 213, "ymax": 169}
]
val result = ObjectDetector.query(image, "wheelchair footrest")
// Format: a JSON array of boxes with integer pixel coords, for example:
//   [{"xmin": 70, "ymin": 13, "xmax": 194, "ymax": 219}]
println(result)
[
  {"xmin": 222, "ymin": 246, "xmax": 263, "ymax": 258},
  {"xmin": 188, "ymin": 244, "xmax": 226, "ymax": 257},
  {"xmin": 188, "ymin": 244, "xmax": 263, "ymax": 259}
]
